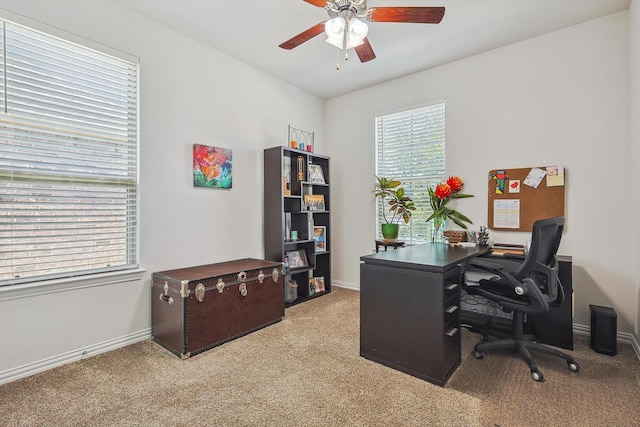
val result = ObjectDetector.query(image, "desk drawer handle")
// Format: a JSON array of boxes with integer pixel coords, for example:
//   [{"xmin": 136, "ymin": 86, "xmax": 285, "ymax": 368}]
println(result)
[
  {"xmin": 446, "ymin": 305, "xmax": 458, "ymax": 314},
  {"xmin": 446, "ymin": 283, "xmax": 458, "ymax": 291},
  {"xmin": 446, "ymin": 327, "xmax": 458, "ymax": 337}
]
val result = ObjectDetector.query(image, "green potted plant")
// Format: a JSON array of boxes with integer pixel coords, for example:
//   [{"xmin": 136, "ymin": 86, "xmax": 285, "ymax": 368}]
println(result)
[{"xmin": 374, "ymin": 176, "xmax": 416, "ymax": 240}]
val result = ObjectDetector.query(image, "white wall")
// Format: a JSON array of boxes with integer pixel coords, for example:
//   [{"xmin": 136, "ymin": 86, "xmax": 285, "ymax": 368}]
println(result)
[
  {"xmin": 327, "ymin": 11, "xmax": 636, "ymax": 336},
  {"xmin": 0, "ymin": 0, "xmax": 324, "ymax": 383}
]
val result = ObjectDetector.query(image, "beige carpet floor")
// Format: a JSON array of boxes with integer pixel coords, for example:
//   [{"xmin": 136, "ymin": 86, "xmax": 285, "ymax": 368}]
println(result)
[{"xmin": 1, "ymin": 287, "xmax": 638, "ymax": 427}]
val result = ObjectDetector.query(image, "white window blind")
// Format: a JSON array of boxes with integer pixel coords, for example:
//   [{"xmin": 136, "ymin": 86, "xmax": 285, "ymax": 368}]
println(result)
[
  {"xmin": 375, "ymin": 102, "xmax": 445, "ymax": 243},
  {"xmin": 0, "ymin": 20, "xmax": 139, "ymax": 285}
]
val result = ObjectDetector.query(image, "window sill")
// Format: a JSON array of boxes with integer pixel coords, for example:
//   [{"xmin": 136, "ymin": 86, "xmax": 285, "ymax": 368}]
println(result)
[{"xmin": 0, "ymin": 268, "xmax": 147, "ymax": 302}]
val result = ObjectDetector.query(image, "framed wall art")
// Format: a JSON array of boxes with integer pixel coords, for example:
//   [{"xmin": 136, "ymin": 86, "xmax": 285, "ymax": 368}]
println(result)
[{"xmin": 193, "ymin": 144, "xmax": 233, "ymax": 189}]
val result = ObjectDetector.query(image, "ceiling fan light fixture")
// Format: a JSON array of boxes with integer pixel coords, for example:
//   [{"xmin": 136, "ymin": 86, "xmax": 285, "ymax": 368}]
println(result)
[
  {"xmin": 325, "ymin": 16, "xmax": 368, "ymax": 49},
  {"xmin": 325, "ymin": 17, "xmax": 345, "ymax": 40},
  {"xmin": 348, "ymin": 17, "xmax": 368, "ymax": 42}
]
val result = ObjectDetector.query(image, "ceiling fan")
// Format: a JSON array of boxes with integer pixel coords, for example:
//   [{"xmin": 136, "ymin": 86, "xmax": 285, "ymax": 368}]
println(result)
[{"xmin": 279, "ymin": 0, "xmax": 445, "ymax": 68}]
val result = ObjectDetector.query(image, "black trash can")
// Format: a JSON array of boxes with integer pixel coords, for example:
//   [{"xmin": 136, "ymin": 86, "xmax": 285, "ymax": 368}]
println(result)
[{"xmin": 589, "ymin": 304, "xmax": 617, "ymax": 356}]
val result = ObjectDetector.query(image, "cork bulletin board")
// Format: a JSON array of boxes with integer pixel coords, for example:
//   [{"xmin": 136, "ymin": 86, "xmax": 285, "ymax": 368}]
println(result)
[{"xmin": 487, "ymin": 166, "xmax": 565, "ymax": 232}]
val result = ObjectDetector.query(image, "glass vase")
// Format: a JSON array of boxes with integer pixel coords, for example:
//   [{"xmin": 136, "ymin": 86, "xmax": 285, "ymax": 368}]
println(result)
[{"xmin": 430, "ymin": 218, "xmax": 445, "ymax": 243}]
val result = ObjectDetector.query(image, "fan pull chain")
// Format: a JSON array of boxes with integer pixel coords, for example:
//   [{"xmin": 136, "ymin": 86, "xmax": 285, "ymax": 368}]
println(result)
[{"xmin": 336, "ymin": 45, "xmax": 340, "ymax": 70}]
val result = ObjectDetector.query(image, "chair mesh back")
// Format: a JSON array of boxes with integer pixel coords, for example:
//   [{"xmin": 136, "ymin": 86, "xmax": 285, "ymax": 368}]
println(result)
[{"xmin": 516, "ymin": 217, "xmax": 564, "ymax": 302}]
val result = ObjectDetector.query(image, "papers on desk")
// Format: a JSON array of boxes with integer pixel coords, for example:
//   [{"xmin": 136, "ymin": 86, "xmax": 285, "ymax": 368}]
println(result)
[
  {"xmin": 456, "ymin": 242, "xmax": 477, "ymax": 248},
  {"xmin": 491, "ymin": 243, "xmax": 526, "ymax": 256}
]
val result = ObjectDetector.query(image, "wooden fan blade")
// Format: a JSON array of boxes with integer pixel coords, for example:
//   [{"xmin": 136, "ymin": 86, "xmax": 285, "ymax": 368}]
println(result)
[
  {"xmin": 366, "ymin": 7, "xmax": 445, "ymax": 24},
  {"xmin": 304, "ymin": 0, "xmax": 328, "ymax": 6},
  {"xmin": 355, "ymin": 38, "xmax": 376, "ymax": 63},
  {"xmin": 279, "ymin": 22, "xmax": 327, "ymax": 50}
]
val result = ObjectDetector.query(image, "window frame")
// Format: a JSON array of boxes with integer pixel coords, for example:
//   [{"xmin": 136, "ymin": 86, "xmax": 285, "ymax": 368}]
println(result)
[
  {"xmin": 375, "ymin": 101, "xmax": 446, "ymax": 244},
  {"xmin": 0, "ymin": 14, "xmax": 140, "ymax": 287}
]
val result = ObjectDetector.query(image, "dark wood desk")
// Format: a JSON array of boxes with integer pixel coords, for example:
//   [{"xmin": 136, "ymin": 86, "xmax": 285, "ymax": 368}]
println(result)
[{"xmin": 360, "ymin": 243, "xmax": 490, "ymax": 386}]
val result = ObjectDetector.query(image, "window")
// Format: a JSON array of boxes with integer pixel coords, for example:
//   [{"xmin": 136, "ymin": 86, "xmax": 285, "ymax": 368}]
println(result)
[
  {"xmin": 0, "ymin": 19, "xmax": 139, "ymax": 285},
  {"xmin": 375, "ymin": 102, "xmax": 445, "ymax": 243}
]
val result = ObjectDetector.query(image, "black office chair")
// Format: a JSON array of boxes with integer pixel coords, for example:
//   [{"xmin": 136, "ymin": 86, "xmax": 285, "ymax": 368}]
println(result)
[{"xmin": 461, "ymin": 217, "xmax": 580, "ymax": 381}]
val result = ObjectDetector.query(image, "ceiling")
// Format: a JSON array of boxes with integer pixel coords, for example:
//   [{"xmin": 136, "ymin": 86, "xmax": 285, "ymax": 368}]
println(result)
[{"xmin": 115, "ymin": 0, "xmax": 631, "ymax": 99}]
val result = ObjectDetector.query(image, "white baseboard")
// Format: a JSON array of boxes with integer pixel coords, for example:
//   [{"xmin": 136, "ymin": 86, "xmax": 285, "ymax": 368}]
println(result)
[
  {"xmin": 574, "ymin": 323, "xmax": 640, "ymax": 359},
  {"xmin": 332, "ymin": 280, "xmax": 360, "ymax": 291},
  {"xmin": 0, "ymin": 328, "xmax": 152, "ymax": 385}
]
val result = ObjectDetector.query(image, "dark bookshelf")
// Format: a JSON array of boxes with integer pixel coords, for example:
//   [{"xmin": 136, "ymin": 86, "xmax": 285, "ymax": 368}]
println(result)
[{"xmin": 263, "ymin": 146, "xmax": 331, "ymax": 306}]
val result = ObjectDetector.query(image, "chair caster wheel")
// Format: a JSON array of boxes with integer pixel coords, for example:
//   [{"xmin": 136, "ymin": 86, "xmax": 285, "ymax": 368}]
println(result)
[
  {"xmin": 567, "ymin": 361, "xmax": 580, "ymax": 372},
  {"xmin": 473, "ymin": 350, "xmax": 484, "ymax": 359},
  {"xmin": 531, "ymin": 370, "xmax": 544, "ymax": 382}
]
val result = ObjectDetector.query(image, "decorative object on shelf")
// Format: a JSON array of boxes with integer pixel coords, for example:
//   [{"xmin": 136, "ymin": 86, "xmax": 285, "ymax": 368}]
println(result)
[
  {"xmin": 314, "ymin": 276, "xmax": 325, "ymax": 292},
  {"xmin": 288, "ymin": 125, "xmax": 314, "ymax": 153},
  {"xmin": 477, "ymin": 226, "xmax": 489, "ymax": 246},
  {"xmin": 313, "ymin": 226, "xmax": 326, "ymax": 251},
  {"xmin": 297, "ymin": 156, "xmax": 305, "ymax": 182},
  {"xmin": 285, "ymin": 279, "xmax": 298, "ymax": 302},
  {"xmin": 286, "ymin": 249, "xmax": 308, "ymax": 269},
  {"xmin": 308, "ymin": 164, "xmax": 326, "ymax": 184},
  {"xmin": 290, "ymin": 230, "xmax": 298, "ymax": 240},
  {"xmin": 308, "ymin": 278, "xmax": 317, "ymax": 296},
  {"xmin": 426, "ymin": 176, "xmax": 474, "ymax": 242},
  {"xmin": 283, "ymin": 156, "xmax": 291, "ymax": 195},
  {"xmin": 373, "ymin": 176, "xmax": 416, "ymax": 240},
  {"xmin": 285, "ymin": 213, "xmax": 292, "ymax": 240},
  {"xmin": 304, "ymin": 194, "xmax": 325, "ymax": 211},
  {"xmin": 193, "ymin": 144, "xmax": 232, "ymax": 189}
]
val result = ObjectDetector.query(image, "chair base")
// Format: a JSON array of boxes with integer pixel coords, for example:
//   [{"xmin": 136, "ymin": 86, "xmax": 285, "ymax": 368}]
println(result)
[{"xmin": 473, "ymin": 312, "xmax": 580, "ymax": 381}]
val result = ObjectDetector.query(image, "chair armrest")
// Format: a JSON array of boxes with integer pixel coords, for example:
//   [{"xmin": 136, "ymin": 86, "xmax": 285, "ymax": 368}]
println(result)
[{"xmin": 503, "ymin": 253, "xmax": 526, "ymax": 262}]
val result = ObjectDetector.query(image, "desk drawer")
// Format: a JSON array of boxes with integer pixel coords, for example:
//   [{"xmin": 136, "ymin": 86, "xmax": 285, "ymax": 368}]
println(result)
[
  {"xmin": 443, "ymin": 324, "xmax": 461, "ymax": 376},
  {"xmin": 444, "ymin": 295, "xmax": 460, "ymax": 328},
  {"xmin": 444, "ymin": 281, "xmax": 459, "ymax": 300}
]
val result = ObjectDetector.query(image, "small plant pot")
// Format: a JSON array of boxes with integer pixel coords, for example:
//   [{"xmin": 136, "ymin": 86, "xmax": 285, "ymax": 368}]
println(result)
[{"xmin": 381, "ymin": 223, "xmax": 399, "ymax": 240}]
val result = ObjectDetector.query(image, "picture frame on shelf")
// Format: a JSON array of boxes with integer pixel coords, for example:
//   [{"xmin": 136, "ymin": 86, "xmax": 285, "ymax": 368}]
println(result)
[
  {"xmin": 308, "ymin": 164, "xmax": 325, "ymax": 184},
  {"xmin": 304, "ymin": 194, "xmax": 325, "ymax": 211},
  {"xmin": 286, "ymin": 249, "xmax": 308, "ymax": 270},
  {"xmin": 313, "ymin": 226, "xmax": 326, "ymax": 252},
  {"xmin": 314, "ymin": 276, "xmax": 325, "ymax": 293}
]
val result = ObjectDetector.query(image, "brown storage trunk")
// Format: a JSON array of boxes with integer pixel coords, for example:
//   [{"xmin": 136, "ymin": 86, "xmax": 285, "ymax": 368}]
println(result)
[{"xmin": 152, "ymin": 258, "xmax": 284, "ymax": 358}]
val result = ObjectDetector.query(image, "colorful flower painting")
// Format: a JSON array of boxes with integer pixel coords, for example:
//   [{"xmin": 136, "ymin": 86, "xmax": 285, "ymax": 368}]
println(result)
[{"xmin": 193, "ymin": 144, "xmax": 232, "ymax": 189}]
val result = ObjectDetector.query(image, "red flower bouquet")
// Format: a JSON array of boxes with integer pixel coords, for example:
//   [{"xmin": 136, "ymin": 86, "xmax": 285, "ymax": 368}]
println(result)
[{"xmin": 427, "ymin": 176, "xmax": 474, "ymax": 230}]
